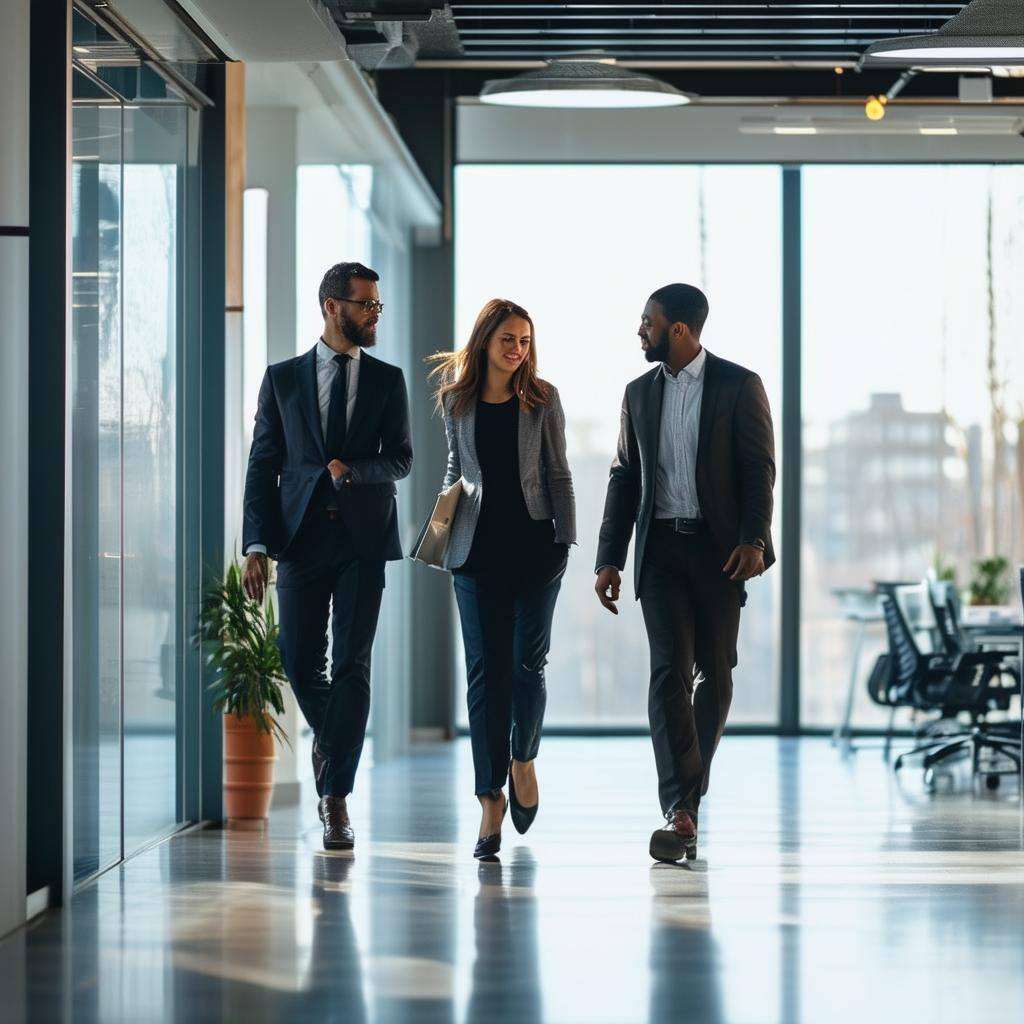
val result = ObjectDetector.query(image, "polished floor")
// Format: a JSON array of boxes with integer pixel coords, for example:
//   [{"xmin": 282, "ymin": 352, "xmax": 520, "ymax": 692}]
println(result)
[{"xmin": 4, "ymin": 736, "xmax": 1024, "ymax": 1023}]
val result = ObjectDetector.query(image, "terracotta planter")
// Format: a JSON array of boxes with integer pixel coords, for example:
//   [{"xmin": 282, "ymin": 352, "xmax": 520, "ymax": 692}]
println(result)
[{"xmin": 223, "ymin": 713, "xmax": 277, "ymax": 822}]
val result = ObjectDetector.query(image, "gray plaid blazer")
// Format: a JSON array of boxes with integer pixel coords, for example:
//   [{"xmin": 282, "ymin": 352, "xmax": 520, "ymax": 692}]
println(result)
[{"xmin": 439, "ymin": 385, "xmax": 577, "ymax": 570}]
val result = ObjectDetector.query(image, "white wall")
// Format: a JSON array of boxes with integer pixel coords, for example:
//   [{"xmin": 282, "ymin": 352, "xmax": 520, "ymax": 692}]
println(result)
[
  {"xmin": 0, "ymin": 0, "xmax": 30, "ymax": 939},
  {"xmin": 247, "ymin": 107, "xmax": 300, "ymax": 364}
]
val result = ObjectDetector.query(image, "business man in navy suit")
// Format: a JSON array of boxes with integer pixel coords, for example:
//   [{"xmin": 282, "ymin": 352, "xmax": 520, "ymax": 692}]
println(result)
[{"xmin": 241, "ymin": 262, "xmax": 412, "ymax": 850}]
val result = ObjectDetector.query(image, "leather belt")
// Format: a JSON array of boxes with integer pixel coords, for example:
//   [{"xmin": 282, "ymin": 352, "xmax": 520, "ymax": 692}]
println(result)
[{"xmin": 656, "ymin": 517, "xmax": 705, "ymax": 535}]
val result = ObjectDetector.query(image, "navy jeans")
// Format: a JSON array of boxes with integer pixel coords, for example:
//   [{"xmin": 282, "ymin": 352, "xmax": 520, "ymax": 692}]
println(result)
[{"xmin": 453, "ymin": 571, "xmax": 563, "ymax": 797}]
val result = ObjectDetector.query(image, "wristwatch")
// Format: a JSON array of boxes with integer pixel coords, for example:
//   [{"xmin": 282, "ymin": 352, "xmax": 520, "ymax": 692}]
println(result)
[{"xmin": 745, "ymin": 538, "xmax": 766, "ymax": 552}]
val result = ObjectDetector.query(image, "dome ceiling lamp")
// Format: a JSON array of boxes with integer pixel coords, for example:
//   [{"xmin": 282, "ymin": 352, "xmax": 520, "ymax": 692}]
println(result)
[
  {"xmin": 479, "ymin": 57, "xmax": 693, "ymax": 110},
  {"xmin": 864, "ymin": 0, "xmax": 1024, "ymax": 67}
]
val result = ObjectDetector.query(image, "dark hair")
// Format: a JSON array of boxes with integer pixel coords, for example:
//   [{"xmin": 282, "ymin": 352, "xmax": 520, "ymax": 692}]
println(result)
[
  {"xmin": 318, "ymin": 262, "xmax": 380, "ymax": 317},
  {"xmin": 427, "ymin": 298, "xmax": 550, "ymax": 418},
  {"xmin": 649, "ymin": 283, "xmax": 709, "ymax": 337}
]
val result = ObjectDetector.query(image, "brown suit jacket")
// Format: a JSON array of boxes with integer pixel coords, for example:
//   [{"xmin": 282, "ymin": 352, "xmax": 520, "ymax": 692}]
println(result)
[{"xmin": 595, "ymin": 350, "xmax": 776, "ymax": 598}]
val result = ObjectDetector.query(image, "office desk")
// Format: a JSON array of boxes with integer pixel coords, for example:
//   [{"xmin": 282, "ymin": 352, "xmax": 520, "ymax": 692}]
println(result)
[{"xmin": 830, "ymin": 590, "xmax": 884, "ymax": 749}]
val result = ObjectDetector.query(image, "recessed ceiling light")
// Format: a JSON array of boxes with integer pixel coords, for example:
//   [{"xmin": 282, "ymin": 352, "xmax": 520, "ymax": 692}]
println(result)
[
  {"xmin": 865, "ymin": 0, "xmax": 1024, "ymax": 66},
  {"xmin": 773, "ymin": 126, "xmax": 819, "ymax": 135},
  {"xmin": 919, "ymin": 127, "xmax": 960, "ymax": 135},
  {"xmin": 480, "ymin": 58, "xmax": 693, "ymax": 110}
]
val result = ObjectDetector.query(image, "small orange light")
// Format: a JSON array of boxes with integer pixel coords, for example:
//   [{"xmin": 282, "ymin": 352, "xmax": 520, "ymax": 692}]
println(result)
[{"xmin": 865, "ymin": 95, "xmax": 886, "ymax": 121}]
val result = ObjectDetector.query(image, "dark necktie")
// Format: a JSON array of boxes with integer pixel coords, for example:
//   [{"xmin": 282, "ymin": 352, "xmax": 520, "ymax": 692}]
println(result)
[{"xmin": 324, "ymin": 353, "xmax": 350, "ymax": 460}]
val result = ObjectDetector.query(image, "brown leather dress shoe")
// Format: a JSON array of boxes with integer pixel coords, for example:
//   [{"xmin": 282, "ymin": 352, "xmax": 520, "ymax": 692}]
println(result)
[
  {"xmin": 321, "ymin": 795, "xmax": 355, "ymax": 851},
  {"xmin": 649, "ymin": 810, "xmax": 698, "ymax": 863}
]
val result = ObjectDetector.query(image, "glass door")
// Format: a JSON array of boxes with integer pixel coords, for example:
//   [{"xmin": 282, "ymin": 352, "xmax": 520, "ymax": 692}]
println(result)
[
  {"xmin": 121, "ymin": 101, "xmax": 187, "ymax": 854},
  {"xmin": 71, "ymin": 88, "xmax": 124, "ymax": 882},
  {"xmin": 70, "ymin": 33, "xmax": 197, "ymax": 883}
]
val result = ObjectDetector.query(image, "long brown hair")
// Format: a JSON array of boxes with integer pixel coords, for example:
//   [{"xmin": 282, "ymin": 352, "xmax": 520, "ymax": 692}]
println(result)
[{"xmin": 428, "ymin": 298, "xmax": 550, "ymax": 418}]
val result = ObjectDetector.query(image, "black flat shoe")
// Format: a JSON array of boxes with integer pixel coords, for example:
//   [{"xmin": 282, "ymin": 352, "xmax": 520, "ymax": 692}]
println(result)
[
  {"xmin": 474, "ymin": 797, "xmax": 508, "ymax": 860},
  {"xmin": 508, "ymin": 760, "xmax": 538, "ymax": 835}
]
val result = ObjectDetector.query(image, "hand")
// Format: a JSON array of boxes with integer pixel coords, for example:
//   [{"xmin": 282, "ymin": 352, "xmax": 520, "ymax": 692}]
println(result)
[
  {"xmin": 595, "ymin": 567, "xmax": 622, "ymax": 615},
  {"xmin": 722, "ymin": 544, "xmax": 765, "ymax": 582},
  {"xmin": 327, "ymin": 459, "xmax": 350, "ymax": 481},
  {"xmin": 243, "ymin": 552, "xmax": 269, "ymax": 603}
]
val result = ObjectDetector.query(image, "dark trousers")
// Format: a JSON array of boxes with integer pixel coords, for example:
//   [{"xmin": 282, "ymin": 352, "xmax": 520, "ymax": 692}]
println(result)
[
  {"xmin": 638, "ymin": 523, "xmax": 741, "ymax": 818},
  {"xmin": 453, "ymin": 572, "xmax": 563, "ymax": 797},
  {"xmin": 276, "ymin": 512, "xmax": 385, "ymax": 798}
]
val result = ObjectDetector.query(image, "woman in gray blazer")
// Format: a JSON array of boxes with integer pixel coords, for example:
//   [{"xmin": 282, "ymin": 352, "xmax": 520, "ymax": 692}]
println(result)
[{"xmin": 430, "ymin": 298, "xmax": 576, "ymax": 859}]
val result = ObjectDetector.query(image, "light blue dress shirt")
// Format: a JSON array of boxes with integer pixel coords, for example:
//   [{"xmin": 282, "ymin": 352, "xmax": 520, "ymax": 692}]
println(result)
[{"xmin": 653, "ymin": 346, "xmax": 706, "ymax": 520}]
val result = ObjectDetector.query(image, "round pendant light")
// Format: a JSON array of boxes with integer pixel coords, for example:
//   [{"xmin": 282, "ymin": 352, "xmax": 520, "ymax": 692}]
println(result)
[
  {"xmin": 865, "ymin": 0, "xmax": 1024, "ymax": 66},
  {"xmin": 479, "ymin": 58, "xmax": 693, "ymax": 110}
]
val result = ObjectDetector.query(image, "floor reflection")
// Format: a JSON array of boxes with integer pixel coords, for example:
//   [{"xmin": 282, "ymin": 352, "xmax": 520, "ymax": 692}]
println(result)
[
  {"xmin": 309, "ymin": 855, "xmax": 367, "ymax": 1022},
  {"xmin": 6, "ymin": 738, "xmax": 1024, "ymax": 1024},
  {"xmin": 648, "ymin": 863, "xmax": 722, "ymax": 1024},
  {"xmin": 467, "ymin": 849, "xmax": 542, "ymax": 1024}
]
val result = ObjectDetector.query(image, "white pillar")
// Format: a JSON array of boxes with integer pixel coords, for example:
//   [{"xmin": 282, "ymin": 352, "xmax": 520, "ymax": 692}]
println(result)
[
  {"xmin": 0, "ymin": 0, "xmax": 31, "ymax": 939},
  {"xmin": 247, "ymin": 107, "xmax": 299, "ymax": 364},
  {"xmin": 247, "ymin": 106, "xmax": 302, "ymax": 804}
]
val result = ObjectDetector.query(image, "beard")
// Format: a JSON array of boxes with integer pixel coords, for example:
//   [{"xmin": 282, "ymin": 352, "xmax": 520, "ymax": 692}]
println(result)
[
  {"xmin": 339, "ymin": 313, "xmax": 377, "ymax": 349},
  {"xmin": 643, "ymin": 327, "xmax": 670, "ymax": 363}
]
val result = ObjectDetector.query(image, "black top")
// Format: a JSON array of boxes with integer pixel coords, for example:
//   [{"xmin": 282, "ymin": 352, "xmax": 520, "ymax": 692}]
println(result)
[{"xmin": 455, "ymin": 396, "xmax": 568, "ymax": 590}]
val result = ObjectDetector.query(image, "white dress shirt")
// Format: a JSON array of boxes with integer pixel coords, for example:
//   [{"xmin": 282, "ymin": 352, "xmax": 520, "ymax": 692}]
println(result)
[
  {"xmin": 653, "ymin": 346, "xmax": 706, "ymax": 521},
  {"xmin": 245, "ymin": 340, "xmax": 361, "ymax": 557},
  {"xmin": 316, "ymin": 337, "xmax": 360, "ymax": 438}
]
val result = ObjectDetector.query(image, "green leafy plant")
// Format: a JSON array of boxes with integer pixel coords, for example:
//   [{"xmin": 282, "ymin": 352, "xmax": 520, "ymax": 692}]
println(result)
[
  {"xmin": 967, "ymin": 556, "xmax": 1011, "ymax": 607},
  {"xmin": 197, "ymin": 559, "xmax": 290, "ymax": 745},
  {"xmin": 932, "ymin": 553, "xmax": 958, "ymax": 585}
]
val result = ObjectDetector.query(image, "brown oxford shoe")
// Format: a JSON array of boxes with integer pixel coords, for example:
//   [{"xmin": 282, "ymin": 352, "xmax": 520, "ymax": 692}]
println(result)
[
  {"xmin": 649, "ymin": 809, "xmax": 698, "ymax": 863},
  {"xmin": 321, "ymin": 795, "xmax": 355, "ymax": 851}
]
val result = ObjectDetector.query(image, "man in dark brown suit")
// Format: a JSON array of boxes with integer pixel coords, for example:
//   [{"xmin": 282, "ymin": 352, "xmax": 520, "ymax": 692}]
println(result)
[{"xmin": 594, "ymin": 283, "xmax": 776, "ymax": 863}]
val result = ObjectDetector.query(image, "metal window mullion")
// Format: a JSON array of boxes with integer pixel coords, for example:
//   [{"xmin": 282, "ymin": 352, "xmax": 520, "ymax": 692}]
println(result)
[
  {"xmin": 118, "ymin": 100, "xmax": 126, "ymax": 867},
  {"xmin": 779, "ymin": 166, "xmax": 802, "ymax": 736}
]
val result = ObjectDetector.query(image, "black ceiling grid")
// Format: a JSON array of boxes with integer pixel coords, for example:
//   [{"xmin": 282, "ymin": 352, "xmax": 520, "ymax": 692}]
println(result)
[
  {"xmin": 448, "ymin": 3, "xmax": 968, "ymax": 64},
  {"xmin": 331, "ymin": 3, "xmax": 1024, "ymax": 101}
]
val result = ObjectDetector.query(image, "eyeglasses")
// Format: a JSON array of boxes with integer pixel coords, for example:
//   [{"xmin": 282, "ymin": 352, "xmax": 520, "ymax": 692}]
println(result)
[{"xmin": 335, "ymin": 297, "xmax": 384, "ymax": 315}]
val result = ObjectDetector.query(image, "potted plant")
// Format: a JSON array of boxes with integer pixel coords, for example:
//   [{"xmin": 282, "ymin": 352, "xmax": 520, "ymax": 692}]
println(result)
[
  {"xmin": 198, "ymin": 559, "xmax": 289, "ymax": 823},
  {"xmin": 932, "ymin": 553, "xmax": 958, "ymax": 586},
  {"xmin": 966, "ymin": 556, "xmax": 1011, "ymax": 607}
]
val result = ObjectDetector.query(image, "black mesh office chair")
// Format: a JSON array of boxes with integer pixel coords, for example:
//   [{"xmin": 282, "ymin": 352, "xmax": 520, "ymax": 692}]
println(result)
[
  {"xmin": 928, "ymin": 581, "xmax": 1020, "ymax": 693},
  {"xmin": 882, "ymin": 593, "xmax": 1021, "ymax": 789}
]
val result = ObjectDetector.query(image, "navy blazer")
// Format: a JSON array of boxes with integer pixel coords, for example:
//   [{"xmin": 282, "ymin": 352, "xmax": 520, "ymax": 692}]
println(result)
[
  {"xmin": 595, "ymin": 350, "xmax": 776, "ymax": 598},
  {"xmin": 243, "ymin": 345, "xmax": 413, "ymax": 562}
]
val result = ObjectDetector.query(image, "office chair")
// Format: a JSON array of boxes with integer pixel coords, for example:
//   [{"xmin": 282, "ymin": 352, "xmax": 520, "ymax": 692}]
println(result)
[
  {"xmin": 928, "ymin": 581, "xmax": 1020, "ymax": 695},
  {"xmin": 882, "ymin": 593, "xmax": 1021, "ymax": 790}
]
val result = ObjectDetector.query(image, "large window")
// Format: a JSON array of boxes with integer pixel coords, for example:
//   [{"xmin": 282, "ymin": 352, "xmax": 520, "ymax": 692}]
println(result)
[
  {"xmin": 69, "ymin": 4, "xmax": 210, "ymax": 882},
  {"xmin": 296, "ymin": 165, "xmax": 372, "ymax": 354},
  {"xmin": 455, "ymin": 165, "xmax": 782, "ymax": 726},
  {"xmin": 800, "ymin": 166, "xmax": 1024, "ymax": 728}
]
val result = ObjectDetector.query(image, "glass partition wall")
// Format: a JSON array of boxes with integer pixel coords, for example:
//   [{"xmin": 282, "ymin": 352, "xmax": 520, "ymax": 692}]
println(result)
[
  {"xmin": 70, "ymin": 8, "xmax": 208, "ymax": 883},
  {"xmin": 454, "ymin": 162, "xmax": 1024, "ymax": 733}
]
